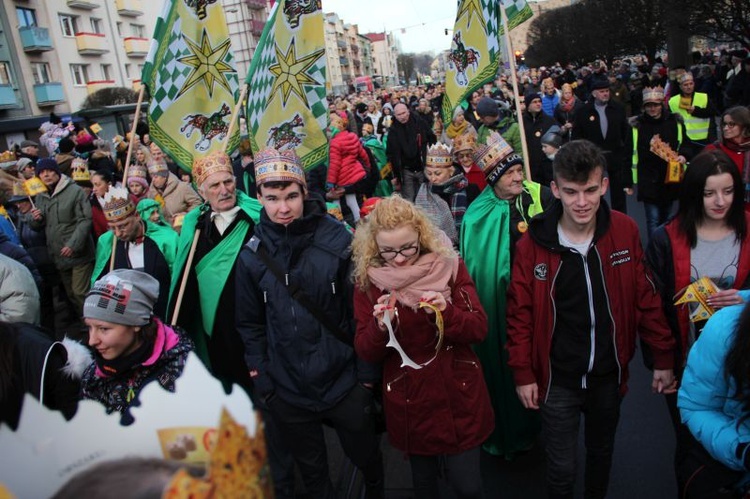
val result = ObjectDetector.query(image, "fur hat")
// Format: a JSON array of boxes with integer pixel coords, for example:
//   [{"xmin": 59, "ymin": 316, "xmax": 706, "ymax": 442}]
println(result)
[
  {"xmin": 84, "ymin": 270, "xmax": 158, "ymax": 327},
  {"xmin": 474, "ymin": 132, "xmax": 522, "ymax": 186},
  {"xmin": 254, "ymin": 148, "xmax": 306, "ymax": 188},
  {"xmin": 192, "ymin": 151, "xmax": 233, "ymax": 187}
]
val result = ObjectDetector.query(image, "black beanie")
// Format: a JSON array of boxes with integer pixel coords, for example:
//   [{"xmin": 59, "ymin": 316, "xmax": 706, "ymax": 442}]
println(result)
[{"xmin": 58, "ymin": 137, "xmax": 75, "ymax": 154}]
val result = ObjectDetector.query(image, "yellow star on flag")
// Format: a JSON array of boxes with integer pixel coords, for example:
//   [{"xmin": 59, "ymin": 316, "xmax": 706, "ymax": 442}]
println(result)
[
  {"xmin": 177, "ymin": 28, "xmax": 234, "ymax": 99},
  {"xmin": 268, "ymin": 38, "xmax": 325, "ymax": 107},
  {"xmin": 457, "ymin": 0, "xmax": 486, "ymax": 31}
]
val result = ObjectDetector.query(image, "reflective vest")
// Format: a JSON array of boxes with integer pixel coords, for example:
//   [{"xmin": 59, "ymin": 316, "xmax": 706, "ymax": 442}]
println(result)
[
  {"xmin": 631, "ymin": 124, "xmax": 683, "ymax": 183},
  {"xmin": 519, "ymin": 180, "xmax": 544, "ymax": 218},
  {"xmin": 668, "ymin": 93, "xmax": 709, "ymax": 141}
]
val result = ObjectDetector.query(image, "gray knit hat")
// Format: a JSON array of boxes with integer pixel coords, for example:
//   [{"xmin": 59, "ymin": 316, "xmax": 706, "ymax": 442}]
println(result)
[{"xmin": 84, "ymin": 269, "xmax": 159, "ymax": 326}]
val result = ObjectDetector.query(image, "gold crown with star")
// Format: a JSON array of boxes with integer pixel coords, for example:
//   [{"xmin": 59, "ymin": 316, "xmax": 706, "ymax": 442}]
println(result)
[
  {"xmin": 254, "ymin": 148, "xmax": 306, "ymax": 187},
  {"xmin": 99, "ymin": 186, "xmax": 135, "ymax": 223},
  {"xmin": 70, "ymin": 158, "xmax": 90, "ymax": 183},
  {"xmin": 474, "ymin": 132, "xmax": 522, "ymax": 186},
  {"xmin": 192, "ymin": 150, "xmax": 233, "ymax": 187},
  {"xmin": 425, "ymin": 143, "xmax": 453, "ymax": 168}
]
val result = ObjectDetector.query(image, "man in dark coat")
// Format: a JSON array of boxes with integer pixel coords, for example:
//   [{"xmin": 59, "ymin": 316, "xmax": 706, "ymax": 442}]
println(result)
[
  {"xmin": 386, "ymin": 103, "xmax": 436, "ymax": 202},
  {"xmin": 522, "ymin": 92, "xmax": 558, "ymax": 186}
]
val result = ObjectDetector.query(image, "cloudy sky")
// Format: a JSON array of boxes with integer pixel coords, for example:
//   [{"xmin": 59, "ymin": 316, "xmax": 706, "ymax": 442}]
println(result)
[{"xmin": 322, "ymin": 0, "xmax": 458, "ymax": 54}]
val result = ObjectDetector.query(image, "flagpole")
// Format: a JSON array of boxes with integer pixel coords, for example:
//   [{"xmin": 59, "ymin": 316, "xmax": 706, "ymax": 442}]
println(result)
[
  {"xmin": 109, "ymin": 236, "xmax": 116, "ymax": 272},
  {"xmin": 500, "ymin": 6, "xmax": 532, "ymax": 181},
  {"xmin": 170, "ymin": 228, "xmax": 200, "ymax": 325},
  {"xmin": 123, "ymin": 85, "xmax": 146, "ymax": 187},
  {"xmin": 223, "ymin": 83, "xmax": 249, "ymax": 153}
]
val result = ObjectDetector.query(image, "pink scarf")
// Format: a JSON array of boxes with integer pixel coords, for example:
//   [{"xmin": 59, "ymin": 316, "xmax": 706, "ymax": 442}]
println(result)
[{"xmin": 367, "ymin": 252, "xmax": 459, "ymax": 308}]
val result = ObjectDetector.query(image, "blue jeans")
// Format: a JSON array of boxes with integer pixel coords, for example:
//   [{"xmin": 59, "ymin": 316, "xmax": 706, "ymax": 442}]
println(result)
[
  {"xmin": 643, "ymin": 201, "xmax": 674, "ymax": 240},
  {"xmin": 541, "ymin": 379, "xmax": 621, "ymax": 499}
]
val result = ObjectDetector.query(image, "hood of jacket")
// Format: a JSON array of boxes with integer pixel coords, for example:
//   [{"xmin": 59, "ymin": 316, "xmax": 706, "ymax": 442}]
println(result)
[{"xmin": 528, "ymin": 197, "xmax": 612, "ymax": 252}]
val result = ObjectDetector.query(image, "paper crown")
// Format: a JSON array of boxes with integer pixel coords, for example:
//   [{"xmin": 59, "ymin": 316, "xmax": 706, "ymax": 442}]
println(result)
[
  {"xmin": 254, "ymin": 148, "xmax": 306, "ymax": 187},
  {"xmin": 642, "ymin": 86, "xmax": 665, "ymax": 105},
  {"xmin": 474, "ymin": 132, "xmax": 523, "ymax": 186},
  {"xmin": 99, "ymin": 186, "xmax": 136, "ymax": 223},
  {"xmin": 678, "ymin": 73, "xmax": 693, "ymax": 85},
  {"xmin": 23, "ymin": 177, "xmax": 47, "ymax": 197},
  {"xmin": 425, "ymin": 143, "xmax": 453, "ymax": 168},
  {"xmin": 674, "ymin": 276, "xmax": 719, "ymax": 323},
  {"xmin": 452, "ymin": 133, "xmax": 476, "ymax": 154},
  {"xmin": 146, "ymin": 160, "xmax": 168, "ymax": 177},
  {"xmin": 128, "ymin": 163, "xmax": 148, "ymax": 181},
  {"xmin": 71, "ymin": 158, "xmax": 90, "ymax": 183},
  {"xmin": 192, "ymin": 151, "xmax": 233, "ymax": 187}
]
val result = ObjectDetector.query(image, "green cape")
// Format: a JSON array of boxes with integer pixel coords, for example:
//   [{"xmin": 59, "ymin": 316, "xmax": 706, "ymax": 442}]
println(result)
[
  {"xmin": 168, "ymin": 190, "xmax": 261, "ymax": 366},
  {"xmin": 460, "ymin": 187, "xmax": 541, "ymax": 458},
  {"xmin": 91, "ymin": 220, "xmax": 179, "ymax": 287}
]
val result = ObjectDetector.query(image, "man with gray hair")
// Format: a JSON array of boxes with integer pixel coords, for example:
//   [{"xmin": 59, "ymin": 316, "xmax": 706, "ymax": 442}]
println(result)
[{"xmin": 386, "ymin": 102, "xmax": 436, "ymax": 201}]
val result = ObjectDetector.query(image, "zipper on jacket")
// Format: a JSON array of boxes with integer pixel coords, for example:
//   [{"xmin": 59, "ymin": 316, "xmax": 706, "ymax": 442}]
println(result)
[
  {"xmin": 544, "ymin": 262, "xmax": 563, "ymax": 404},
  {"xmin": 263, "ymin": 290, "xmax": 267, "ymax": 303},
  {"xmin": 581, "ymin": 252, "xmax": 597, "ymax": 390},
  {"xmin": 331, "ymin": 281, "xmax": 336, "ymax": 295},
  {"xmin": 455, "ymin": 359, "xmax": 478, "ymax": 368},
  {"xmin": 386, "ymin": 372, "xmax": 406, "ymax": 392},
  {"xmin": 594, "ymin": 247, "xmax": 622, "ymax": 384}
]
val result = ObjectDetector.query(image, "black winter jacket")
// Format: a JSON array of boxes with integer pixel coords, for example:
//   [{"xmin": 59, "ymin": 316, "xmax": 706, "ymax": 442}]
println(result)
[
  {"xmin": 386, "ymin": 113, "xmax": 436, "ymax": 177},
  {"xmin": 236, "ymin": 199, "xmax": 378, "ymax": 411},
  {"xmin": 573, "ymin": 100, "xmax": 632, "ymax": 187}
]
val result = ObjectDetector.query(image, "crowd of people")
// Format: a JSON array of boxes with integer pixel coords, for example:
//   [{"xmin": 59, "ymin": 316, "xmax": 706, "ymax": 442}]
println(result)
[{"xmin": 0, "ymin": 46, "xmax": 750, "ymax": 499}]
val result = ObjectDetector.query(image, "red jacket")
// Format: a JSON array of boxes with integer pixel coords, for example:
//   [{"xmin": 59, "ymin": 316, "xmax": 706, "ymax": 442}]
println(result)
[
  {"xmin": 327, "ymin": 130, "xmax": 369, "ymax": 187},
  {"xmin": 354, "ymin": 260, "xmax": 495, "ymax": 455},
  {"xmin": 507, "ymin": 203, "xmax": 675, "ymax": 401},
  {"xmin": 704, "ymin": 141, "xmax": 747, "ymax": 175}
]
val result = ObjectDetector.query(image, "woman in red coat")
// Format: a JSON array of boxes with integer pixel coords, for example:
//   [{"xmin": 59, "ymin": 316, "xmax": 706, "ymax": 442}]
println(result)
[
  {"xmin": 351, "ymin": 195, "xmax": 494, "ymax": 499},
  {"xmin": 327, "ymin": 111, "xmax": 369, "ymax": 222}
]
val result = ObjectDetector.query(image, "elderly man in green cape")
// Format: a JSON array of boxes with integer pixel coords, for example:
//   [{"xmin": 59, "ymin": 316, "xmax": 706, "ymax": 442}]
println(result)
[
  {"xmin": 460, "ymin": 132, "xmax": 553, "ymax": 459},
  {"xmin": 91, "ymin": 186, "xmax": 178, "ymax": 320},
  {"xmin": 167, "ymin": 150, "xmax": 261, "ymax": 393}
]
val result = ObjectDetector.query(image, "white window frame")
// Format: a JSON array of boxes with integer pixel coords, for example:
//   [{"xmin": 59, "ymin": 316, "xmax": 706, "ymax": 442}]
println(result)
[
  {"xmin": 70, "ymin": 64, "xmax": 89, "ymax": 86},
  {"xmin": 100, "ymin": 64, "xmax": 112, "ymax": 81},
  {"xmin": 130, "ymin": 23, "xmax": 144, "ymax": 38},
  {"xmin": 124, "ymin": 63, "xmax": 131, "ymax": 79},
  {"xmin": 0, "ymin": 62, "xmax": 13, "ymax": 86},
  {"xmin": 16, "ymin": 8, "xmax": 37, "ymax": 28},
  {"xmin": 90, "ymin": 18, "xmax": 103, "ymax": 35},
  {"xmin": 60, "ymin": 15, "xmax": 78, "ymax": 38},
  {"xmin": 31, "ymin": 63, "xmax": 51, "ymax": 84}
]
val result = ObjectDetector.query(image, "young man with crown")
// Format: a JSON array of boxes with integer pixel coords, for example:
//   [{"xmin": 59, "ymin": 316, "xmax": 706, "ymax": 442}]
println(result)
[
  {"xmin": 235, "ymin": 147, "xmax": 384, "ymax": 499},
  {"xmin": 460, "ymin": 132, "xmax": 554, "ymax": 460},
  {"xmin": 91, "ymin": 185, "xmax": 178, "ymax": 320}
]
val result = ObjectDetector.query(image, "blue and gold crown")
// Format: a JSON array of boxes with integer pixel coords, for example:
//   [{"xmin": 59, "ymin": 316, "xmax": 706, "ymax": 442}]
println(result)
[
  {"xmin": 426, "ymin": 143, "xmax": 453, "ymax": 168},
  {"xmin": 474, "ymin": 132, "xmax": 522, "ymax": 186},
  {"xmin": 99, "ymin": 186, "xmax": 136, "ymax": 223},
  {"xmin": 254, "ymin": 148, "xmax": 306, "ymax": 187}
]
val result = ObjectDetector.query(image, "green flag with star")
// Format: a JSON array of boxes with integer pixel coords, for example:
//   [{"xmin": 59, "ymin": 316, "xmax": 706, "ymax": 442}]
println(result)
[
  {"xmin": 141, "ymin": 0, "xmax": 240, "ymax": 172},
  {"xmin": 441, "ymin": 0, "xmax": 532, "ymax": 124},
  {"xmin": 245, "ymin": 0, "xmax": 328, "ymax": 171}
]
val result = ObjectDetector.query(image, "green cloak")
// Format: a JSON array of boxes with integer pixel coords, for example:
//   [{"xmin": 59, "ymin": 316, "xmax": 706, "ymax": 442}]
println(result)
[
  {"xmin": 460, "ymin": 187, "xmax": 541, "ymax": 458},
  {"xmin": 91, "ymin": 219, "xmax": 179, "ymax": 287},
  {"xmin": 167, "ymin": 190, "xmax": 261, "ymax": 366}
]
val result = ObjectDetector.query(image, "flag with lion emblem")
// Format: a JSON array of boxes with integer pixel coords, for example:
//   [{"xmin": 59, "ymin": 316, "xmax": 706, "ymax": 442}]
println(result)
[
  {"xmin": 141, "ymin": 0, "xmax": 240, "ymax": 172},
  {"xmin": 245, "ymin": 0, "xmax": 328, "ymax": 171},
  {"xmin": 441, "ymin": 0, "xmax": 532, "ymax": 124}
]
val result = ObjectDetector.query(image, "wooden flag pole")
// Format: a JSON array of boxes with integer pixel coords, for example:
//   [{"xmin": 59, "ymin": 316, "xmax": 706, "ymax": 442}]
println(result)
[
  {"xmin": 223, "ymin": 83, "xmax": 249, "ymax": 153},
  {"xmin": 500, "ymin": 6, "xmax": 532, "ymax": 181},
  {"xmin": 109, "ymin": 235, "xmax": 117, "ymax": 272},
  {"xmin": 123, "ymin": 85, "xmax": 146, "ymax": 187}
]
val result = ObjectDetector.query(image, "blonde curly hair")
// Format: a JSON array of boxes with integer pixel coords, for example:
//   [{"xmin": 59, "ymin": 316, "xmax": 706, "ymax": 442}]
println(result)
[{"xmin": 351, "ymin": 195, "xmax": 455, "ymax": 290}]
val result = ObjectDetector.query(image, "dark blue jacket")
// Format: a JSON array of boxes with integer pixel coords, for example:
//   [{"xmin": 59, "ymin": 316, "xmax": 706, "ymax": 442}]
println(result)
[
  {"xmin": 236, "ymin": 199, "xmax": 378, "ymax": 411},
  {"xmin": 0, "ymin": 232, "xmax": 42, "ymax": 290}
]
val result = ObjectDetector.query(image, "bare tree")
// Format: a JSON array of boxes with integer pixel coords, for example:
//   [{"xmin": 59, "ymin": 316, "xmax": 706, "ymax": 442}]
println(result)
[{"xmin": 80, "ymin": 87, "xmax": 138, "ymax": 109}]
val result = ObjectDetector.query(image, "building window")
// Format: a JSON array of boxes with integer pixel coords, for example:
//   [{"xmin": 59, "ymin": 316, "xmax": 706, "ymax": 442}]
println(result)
[
  {"xmin": 16, "ymin": 8, "xmax": 37, "ymax": 27},
  {"xmin": 60, "ymin": 15, "xmax": 78, "ymax": 37},
  {"xmin": 90, "ymin": 18, "xmax": 103, "ymax": 35},
  {"xmin": 116, "ymin": 22, "xmax": 123, "ymax": 37},
  {"xmin": 124, "ymin": 63, "xmax": 131, "ymax": 79},
  {"xmin": 101, "ymin": 64, "xmax": 112, "ymax": 81},
  {"xmin": 130, "ymin": 24, "xmax": 144, "ymax": 37},
  {"xmin": 0, "ymin": 62, "xmax": 12, "ymax": 86},
  {"xmin": 31, "ymin": 63, "xmax": 51, "ymax": 84},
  {"xmin": 70, "ymin": 64, "xmax": 89, "ymax": 86}
]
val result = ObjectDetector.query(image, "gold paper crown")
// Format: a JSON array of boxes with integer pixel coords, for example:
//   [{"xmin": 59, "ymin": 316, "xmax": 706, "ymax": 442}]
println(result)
[
  {"xmin": 452, "ymin": 133, "xmax": 476, "ymax": 154},
  {"xmin": 71, "ymin": 158, "xmax": 90, "ymax": 183},
  {"xmin": 425, "ymin": 143, "xmax": 454, "ymax": 168},
  {"xmin": 147, "ymin": 160, "xmax": 168, "ymax": 177},
  {"xmin": 128, "ymin": 164, "xmax": 148, "ymax": 180},
  {"xmin": 254, "ymin": 148, "xmax": 306, "ymax": 187},
  {"xmin": 474, "ymin": 132, "xmax": 522, "ymax": 186},
  {"xmin": 678, "ymin": 73, "xmax": 693, "ymax": 85},
  {"xmin": 99, "ymin": 186, "xmax": 136, "ymax": 223},
  {"xmin": 192, "ymin": 151, "xmax": 233, "ymax": 187},
  {"xmin": 642, "ymin": 86, "xmax": 665, "ymax": 104}
]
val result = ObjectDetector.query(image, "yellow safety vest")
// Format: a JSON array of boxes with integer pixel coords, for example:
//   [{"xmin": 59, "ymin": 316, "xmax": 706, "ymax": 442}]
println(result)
[
  {"xmin": 668, "ymin": 93, "xmax": 709, "ymax": 141},
  {"xmin": 631, "ymin": 122, "xmax": 683, "ymax": 183}
]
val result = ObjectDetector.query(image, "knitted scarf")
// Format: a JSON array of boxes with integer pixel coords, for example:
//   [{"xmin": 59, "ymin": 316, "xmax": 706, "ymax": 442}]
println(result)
[
  {"xmin": 367, "ymin": 250, "xmax": 458, "ymax": 308},
  {"xmin": 446, "ymin": 120, "xmax": 469, "ymax": 139},
  {"xmin": 434, "ymin": 174, "xmax": 470, "ymax": 239},
  {"xmin": 558, "ymin": 95, "xmax": 576, "ymax": 113}
]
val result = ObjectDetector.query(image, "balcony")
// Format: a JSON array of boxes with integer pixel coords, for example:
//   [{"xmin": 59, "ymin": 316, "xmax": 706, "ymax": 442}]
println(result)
[
  {"xmin": 34, "ymin": 82, "xmax": 65, "ymax": 106},
  {"xmin": 0, "ymin": 85, "xmax": 17, "ymax": 109},
  {"xmin": 75, "ymin": 32, "xmax": 108, "ymax": 55},
  {"xmin": 245, "ymin": 0, "xmax": 266, "ymax": 9},
  {"xmin": 86, "ymin": 80, "xmax": 116, "ymax": 94},
  {"xmin": 337, "ymin": 40, "xmax": 346, "ymax": 49},
  {"xmin": 350, "ymin": 45, "xmax": 359, "ymax": 54},
  {"xmin": 339, "ymin": 57, "xmax": 349, "ymax": 66},
  {"xmin": 20, "ymin": 26, "xmax": 53, "ymax": 52},
  {"xmin": 116, "ymin": 0, "xmax": 143, "ymax": 17},
  {"xmin": 67, "ymin": 0, "xmax": 99, "ymax": 9},
  {"xmin": 250, "ymin": 19, "xmax": 265, "ymax": 37},
  {"xmin": 123, "ymin": 37, "xmax": 149, "ymax": 57}
]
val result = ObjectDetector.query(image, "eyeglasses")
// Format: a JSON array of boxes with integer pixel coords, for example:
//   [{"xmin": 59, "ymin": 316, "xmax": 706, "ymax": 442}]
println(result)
[
  {"xmin": 378, "ymin": 243, "xmax": 420, "ymax": 261},
  {"xmin": 723, "ymin": 121, "xmax": 738, "ymax": 128},
  {"xmin": 456, "ymin": 152, "xmax": 473, "ymax": 159}
]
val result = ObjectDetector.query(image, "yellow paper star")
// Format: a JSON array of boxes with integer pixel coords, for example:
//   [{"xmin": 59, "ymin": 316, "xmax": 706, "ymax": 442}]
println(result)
[
  {"xmin": 177, "ymin": 28, "xmax": 234, "ymax": 99},
  {"xmin": 456, "ymin": 0, "xmax": 486, "ymax": 31},
  {"xmin": 268, "ymin": 38, "xmax": 324, "ymax": 107}
]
